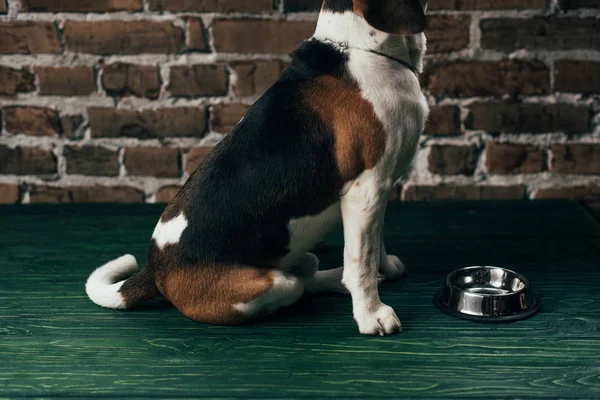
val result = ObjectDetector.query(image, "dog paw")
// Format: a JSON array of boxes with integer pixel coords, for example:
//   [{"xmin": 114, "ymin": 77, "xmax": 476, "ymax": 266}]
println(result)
[
  {"xmin": 301, "ymin": 252, "xmax": 320, "ymax": 277},
  {"xmin": 287, "ymin": 252, "xmax": 320, "ymax": 278},
  {"xmin": 379, "ymin": 255, "xmax": 406, "ymax": 281},
  {"xmin": 354, "ymin": 303, "xmax": 402, "ymax": 336}
]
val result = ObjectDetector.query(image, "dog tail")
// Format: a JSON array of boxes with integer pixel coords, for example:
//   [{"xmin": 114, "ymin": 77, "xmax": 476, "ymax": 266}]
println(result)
[{"xmin": 86, "ymin": 254, "xmax": 160, "ymax": 309}]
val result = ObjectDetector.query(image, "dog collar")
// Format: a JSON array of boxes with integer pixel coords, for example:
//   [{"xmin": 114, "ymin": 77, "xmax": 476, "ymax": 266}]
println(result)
[
  {"xmin": 320, "ymin": 39, "xmax": 418, "ymax": 76},
  {"xmin": 363, "ymin": 49, "xmax": 418, "ymax": 76}
]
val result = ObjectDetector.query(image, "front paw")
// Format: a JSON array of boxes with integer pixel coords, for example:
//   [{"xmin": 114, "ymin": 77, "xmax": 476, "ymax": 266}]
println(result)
[
  {"xmin": 379, "ymin": 255, "xmax": 406, "ymax": 281},
  {"xmin": 354, "ymin": 303, "xmax": 402, "ymax": 336}
]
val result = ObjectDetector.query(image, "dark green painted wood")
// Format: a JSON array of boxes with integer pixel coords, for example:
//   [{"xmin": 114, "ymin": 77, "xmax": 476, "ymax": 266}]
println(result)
[{"xmin": 1, "ymin": 201, "xmax": 599, "ymax": 398}]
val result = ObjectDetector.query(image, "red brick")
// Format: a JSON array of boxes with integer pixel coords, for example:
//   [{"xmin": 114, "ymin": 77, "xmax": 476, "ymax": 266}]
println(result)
[
  {"xmin": 64, "ymin": 145, "xmax": 120, "ymax": 176},
  {"xmin": 210, "ymin": 104, "xmax": 249, "ymax": 133},
  {"xmin": 466, "ymin": 102, "xmax": 590, "ymax": 134},
  {"xmin": 429, "ymin": 0, "xmax": 546, "ymax": 9},
  {"xmin": 124, "ymin": 147, "xmax": 180, "ymax": 178},
  {"xmin": 0, "ymin": 184, "xmax": 19, "ymax": 204},
  {"xmin": 555, "ymin": 61, "xmax": 600, "ymax": 94},
  {"xmin": 402, "ymin": 184, "xmax": 526, "ymax": 201},
  {"xmin": 0, "ymin": 65, "xmax": 35, "ymax": 97},
  {"xmin": 0, "ymin": 22, "xmax": 61, "ymax": 54},
  {"xmin": 559, "ymin": 0, "xmax": 600, "ymax": 10},
  {"xmin": 551, "ymin": 144, "xmax": 600, "ymax": 174},
  {"xmin": 35, "ymin": 66, "xmax": 96, "ymax": 96},
  {"xmin": 213, "ymin": 20, "xmax": 316, "ymax": 54},
  {"xmin": 427, "ymin": 15, "xmax": 470, "ymax": 53},
  {"xmin": 485, "ymin": 142, "xmax": 546, "ymax": 174},
  {"xmin": 88, "ymin": 107, "xmax": 207, "ymax": 138},
  {"xmin": 60, "ymin": 114, "xmax": 84, "ymax": 139},
  {"xmin": 187, "ymin": 19, "xmax": 209, "ymax": 51},
  {"xmin": 3, "ymin": 106, "xmax": 60, "ymax": 136},
  {"xmin": 64, "ymin": 21, "xmax": 184, "ymax": 55},
  {"xmin": 102, "ymin": 63, "xmax": 160, "ymax": 99},
  {"xmin": 168, "ymin": 65, "xmax": 227, "ymax": 97},
  {"xmin": 421, "ymin": 60, "xmax": 550, "ymax": 98},
  {"xmin": 149, "ymin": 0, "xmax": 272, "ymax": 12},
  {"xmin": 30, "ymin": 185, "xmax": 145, "ymax": 203},
  {"xmin": 428, "ymin": 144, "xmax": 478, "ymax": 175},
  {"xmin": 0, "ymin": 145, "xmax": 57, "ymax": 175},
  {"xmin": 533, "ymin": 185, "xmax": 600, "ymax": 201},
  {"xmin": 230, "ymin": 60, "xmax": 287, "ymax": 97},
  {"xmin": 481, "ymin": 17, "xmax": 600, "ymax": 52},
  {"xmin": 20, "ymin": 0, "xmax": 142, "ymax": 12},
  {"xmin": 156, "ymin": 185, "xmax": 181, "ymax": 202},
  {"xmin": 424, "ymin": 105, "xmax": 460, "ymax": 136},
  {"xmin": 185, "ymin": 146, "xmax": 212, "ymax": 174}
]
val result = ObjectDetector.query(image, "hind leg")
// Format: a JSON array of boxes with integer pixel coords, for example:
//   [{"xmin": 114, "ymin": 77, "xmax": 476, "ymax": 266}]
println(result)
[
  {"xmin": 283, "ymin": 252, "xmax": 320, "ymax": 277},
  {"xmin": 233, "ymin": 270, "xmax": 305, "ymax": 320},
  {"xmin": 288, "ymin": 252, "xmax": 384, "ymax": 294},
  {"xmin": 163, "ymin": 266, "xmax": 305, "ymax": 325},
  {"xmin": 304, "ymin": 266, "xmax": 386, "ymax": 294},
  {"xmin": 304, "ymin": 267, "xmax": 348, "ymax": 294},
  {"xmin": 377, "ymin": 203, "xmax": 406, "ymax": 281},
  {"xmin": 379, "ymin": 230, "xmax": 406, "ymax": 281},
  {"xmin": 282, "ymin": 252, "xmax": 347, "ymax": 294}
]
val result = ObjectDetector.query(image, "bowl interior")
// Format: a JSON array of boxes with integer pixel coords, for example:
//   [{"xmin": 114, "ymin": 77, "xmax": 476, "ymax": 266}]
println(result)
[{"xmin": 448, "ymin": 267, "xmax": 527, "ymax": 296}]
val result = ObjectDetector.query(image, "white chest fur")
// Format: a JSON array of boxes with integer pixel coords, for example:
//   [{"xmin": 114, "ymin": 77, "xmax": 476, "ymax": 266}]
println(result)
[
  {"xmin": 347, "ymin": 49, "xmax": 429, "ymax": 180},
  {"xmin": 314, "ymin": 11, "xmax": 429, "ymax": 181}
]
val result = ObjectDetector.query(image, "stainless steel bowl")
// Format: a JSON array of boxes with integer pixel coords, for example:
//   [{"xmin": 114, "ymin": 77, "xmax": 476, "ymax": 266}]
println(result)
[{"xmin": 433, "ymin": 266, "xmax": 541, "ymax": 322}]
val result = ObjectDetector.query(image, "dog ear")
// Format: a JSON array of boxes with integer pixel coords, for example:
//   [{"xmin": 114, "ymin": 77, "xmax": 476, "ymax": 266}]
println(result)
[{"xmin": 354, "ymin": 0, "xmax": 426, "ymax": 35}]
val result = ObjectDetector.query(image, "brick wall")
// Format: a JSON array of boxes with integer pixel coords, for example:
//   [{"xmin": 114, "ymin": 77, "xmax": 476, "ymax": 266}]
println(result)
[{"xmin": 0, "ymin": 0, "xmax": 599, "ymax": 204}]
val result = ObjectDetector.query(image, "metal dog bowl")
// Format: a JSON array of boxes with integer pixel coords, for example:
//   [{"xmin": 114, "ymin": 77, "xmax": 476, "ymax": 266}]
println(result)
[{"xmin": 433, "ymin": 266, "xmax": 541, "ymax": 322}]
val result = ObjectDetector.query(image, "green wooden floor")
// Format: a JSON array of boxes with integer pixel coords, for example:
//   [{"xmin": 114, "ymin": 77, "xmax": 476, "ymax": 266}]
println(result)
[{"xmin": 1, "ymin": 201, "xmax": 599, "ymax": 399}]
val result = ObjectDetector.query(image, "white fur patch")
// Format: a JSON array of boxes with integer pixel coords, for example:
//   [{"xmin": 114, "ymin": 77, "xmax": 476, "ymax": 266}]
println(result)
[
  {"xmin": 151, "ymin": 213, "xmax": 188, "ymax": 249},
  {"xmin": 233, "ymin": 272, "xmax": 304, "ymax": 317},
  {"xmin": 314, "ymin": 10, "xmax": 427, "ymax": 74},
  {"xmin": 347, "ymin": 44, "xmax": 428, "ymax": 181},
  {"xmin": 85, "ymin": 254, "xmax": 138, "ymax": 309},
  {"xmin": 314, "ymin": 11, "xmax": 387, "ymax": 51}
]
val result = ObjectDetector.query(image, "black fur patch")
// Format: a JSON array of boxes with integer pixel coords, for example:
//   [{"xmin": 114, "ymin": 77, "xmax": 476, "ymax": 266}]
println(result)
[
  {"xmin": 148, "ymin": 40, "xmax": 349, "ymax": 273},
  {"xmin": 119, "ymin": 264, "xmax": 159, "ymax": 307},
  {"xmin": 322, "ymin": 0, "xmax": 353, "ymax": 12}
]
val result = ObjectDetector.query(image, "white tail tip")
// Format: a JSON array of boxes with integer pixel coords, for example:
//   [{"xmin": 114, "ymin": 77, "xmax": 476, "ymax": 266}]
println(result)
[{"xmin": 86, "ymin": 254, "xmax": 138, "ymax": 309}]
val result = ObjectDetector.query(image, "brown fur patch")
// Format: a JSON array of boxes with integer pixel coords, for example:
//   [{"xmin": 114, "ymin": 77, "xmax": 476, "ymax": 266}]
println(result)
[
  {"xmin": 302, "ymin": 75, "xmax": 386, "ymax": 181},
  {"xmin": 158, "ymin": 265, "xmax": 275, "ymax": 325}
]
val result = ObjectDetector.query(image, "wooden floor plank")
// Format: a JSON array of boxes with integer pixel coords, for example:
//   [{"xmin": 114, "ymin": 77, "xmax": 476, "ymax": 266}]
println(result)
[{"xmin": 1, "ymin": 201, "xmax": 599, "ymax": 398}]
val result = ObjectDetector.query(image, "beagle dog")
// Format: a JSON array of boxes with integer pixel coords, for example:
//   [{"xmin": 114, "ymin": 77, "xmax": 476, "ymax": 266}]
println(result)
[{"xmin": 86, "ymin": 0, "xmax": 429, "ymax": 336}]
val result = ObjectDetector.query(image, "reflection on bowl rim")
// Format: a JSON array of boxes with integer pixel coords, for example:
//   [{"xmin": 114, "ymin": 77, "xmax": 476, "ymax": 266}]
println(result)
[{"xmin": 446, "ymin": 265, "xmax": 530, "ymax": 298}]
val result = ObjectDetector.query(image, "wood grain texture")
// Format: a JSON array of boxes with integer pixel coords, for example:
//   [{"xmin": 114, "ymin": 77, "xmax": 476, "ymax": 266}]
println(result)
[{"xmin": 1, "ymin": 201, "xmax": 599, "ymax": 398}]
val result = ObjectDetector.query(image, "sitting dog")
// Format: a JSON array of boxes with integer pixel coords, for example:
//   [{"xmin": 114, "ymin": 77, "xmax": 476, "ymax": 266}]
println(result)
[{"xmin": 86, "ymin": 0, "xmax": 429, "ymax": 336}]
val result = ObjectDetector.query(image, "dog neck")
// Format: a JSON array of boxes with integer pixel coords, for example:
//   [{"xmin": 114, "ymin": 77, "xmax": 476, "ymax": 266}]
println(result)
[{"xmin": 312, "ymin": 10, "xmax": 427, "ymax": 74}]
